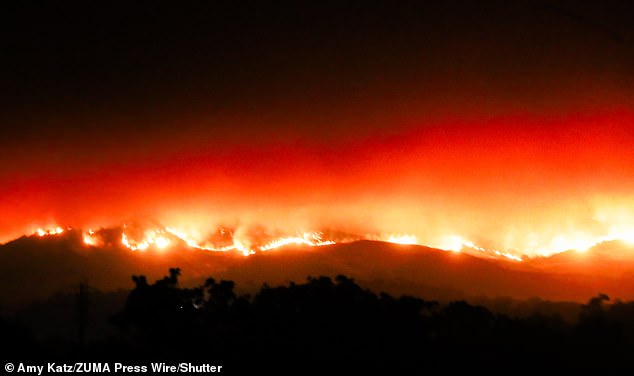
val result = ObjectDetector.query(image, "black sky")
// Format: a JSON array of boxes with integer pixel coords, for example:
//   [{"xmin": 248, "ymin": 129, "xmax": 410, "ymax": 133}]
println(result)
[{"xmin": 3, "ymin": 0, "xmax": 634, "ymax": 150}]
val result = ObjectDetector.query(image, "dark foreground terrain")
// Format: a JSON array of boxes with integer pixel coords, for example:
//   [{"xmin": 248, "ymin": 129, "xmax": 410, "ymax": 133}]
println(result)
[{"xmin": 2, "ymin": 268, "xmax": 634, "ymax": 373}]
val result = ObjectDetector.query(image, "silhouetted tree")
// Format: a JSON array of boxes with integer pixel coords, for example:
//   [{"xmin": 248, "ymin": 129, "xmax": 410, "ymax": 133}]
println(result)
[{"xmin": 16, "ymin": 269, "xmax": 626, "ymax": 371}]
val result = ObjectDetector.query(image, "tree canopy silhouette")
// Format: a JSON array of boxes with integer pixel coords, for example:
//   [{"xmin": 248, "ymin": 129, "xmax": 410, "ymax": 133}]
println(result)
[
  {"xmin": 101, "ymin": 269, "xmax": 634, "ymax": 371},
  {"xmin": 5, "ymin": 268, "xmax": 634, "ymax": 371}
]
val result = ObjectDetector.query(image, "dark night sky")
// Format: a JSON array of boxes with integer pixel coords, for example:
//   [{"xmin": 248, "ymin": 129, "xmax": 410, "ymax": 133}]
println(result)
[{"xmin": 2, "ymin": 0, "xmax": 634, "ymax": 254}]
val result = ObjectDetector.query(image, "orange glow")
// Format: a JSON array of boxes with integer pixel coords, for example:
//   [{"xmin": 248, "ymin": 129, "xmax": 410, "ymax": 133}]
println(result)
[
  {"xmin": 21, "ymin": 214, "xmax": 634, "ymax": 263},
  {"xmin": 2, "ymin": 112, "xmax": 632, "ymax": 263},
  {"xmin": 154, "ymin": 236, "xmax": 170, "ymax": 250},
  {"xmin": 164, "ymin": 227, "xmax": 216, "ymax": 250},
  {"xmin": 434, "ymin": 235, "xmax": 472, "ymax": 253},
  {"xmin": 385, "ymin": 234, "xmax": 418, "ymax": 245},
  {"xmin": 164, "ymin": 227, "xmax": 245, "ymax": 254},
  {"xmin": 157, "ymin": 227, "xmax": 334, "ymax": 256},
  {"xmin": 20, "ymin": 217, "xmax": 634, "ymax": 263}
]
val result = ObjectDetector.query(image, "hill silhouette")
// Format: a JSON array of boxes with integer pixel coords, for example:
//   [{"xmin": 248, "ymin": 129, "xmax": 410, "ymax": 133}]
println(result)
[{"xmin": 3, "ymin": 230, "xmax": 634, "ymax": 311}]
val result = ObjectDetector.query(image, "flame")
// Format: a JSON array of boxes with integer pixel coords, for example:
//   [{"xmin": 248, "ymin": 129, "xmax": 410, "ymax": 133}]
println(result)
[
  {"xmin": 429, "ymin": 235, "xmax": 525, "ymax": 262},
  {"xmin": 33, "ymin": 221, "xmax": 627, "ymax": 263},
  {"xmin": 493, "ymin": 250, "xmax": 523, "ymax": 262},
  {"xmin": 120, "ymin": 230, "xmax": 170, "ymax": 251},
  {"xmin": 434, "ymin": 235, "xmax": 470, "ymax": 253},
  {"xmin": 164, "ymin": 227, "xmax": 333, "ymax": 256},
  {"xmin": 232, "ymin": 238, "xmax": 254, "ymax": 256},
  {"xmin": 259, "ymin": 232, "xmax": 335, "ymax": 251},
  {"xmin": 543, "ymin": 233, "xmax": 598, "ymax": 254},
  {"xmin": 517, "ymin": 227, "xmax": 634, "ymax": 256},
  {"xmin": 35, "ymin": 227, "xmax": 65, "ymax": 237},
  {"xmin": 155, "ymin": 235, "xmax": 170, "ymax": 249},
  {"xmin": 164, "ymin": 227, "xmax": 244, "ymax": 254},
  {"xmin": 82, "ymin": 229, "xmax": 98, "ymax": 246},
  {"xmin": 121, "ymin": 227, "xmax": 174, "ymax": 251},
  {"xmin": 164, "ymin": 227, "xmax": 214, "ymax": 249},
  {"xmin": 385, "ymin": 234, "xmax": 418, "ymax": 245},
  {"xmin": 28, "ymin": 219, "xmax": 634, "ymax": 264},
  {"xmin": 605, "ymin": 226, "xmax": 634, "ymax": 247},
  {"xmin": 128, "ymin": 229, "xmax": 171, "ymax": 251}
]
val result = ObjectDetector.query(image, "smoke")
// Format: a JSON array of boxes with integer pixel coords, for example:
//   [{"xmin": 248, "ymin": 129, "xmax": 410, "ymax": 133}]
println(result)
[{"xmin": 2, "ymin": 112, "xmax": 634, "ymax": 257}]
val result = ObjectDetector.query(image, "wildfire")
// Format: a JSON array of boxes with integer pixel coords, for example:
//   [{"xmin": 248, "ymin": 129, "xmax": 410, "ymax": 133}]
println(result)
[
  {"xmin": 607, "ymin": 227, "xmax": 634, "ymax": 246},
  {"xmin": 434, "ymin": 235, "xmax": 474, "ymax": 253},
  {"xmin": 165, "ymin": 227, "xmax": 333, "ymax": 256},
  {"xmin": 385, "ymin": 234, "xmax": 418, "ymax": 245},
  {"xmin": 493, "ymin": 250, "xmax": 523, "ymax": 262},
  {"xmin": 35, "ymin": 227, "xmax": 65, "ymax": 237},
  {"xmin": 118, "ymin": 226, "xmax": 524, "ymax": 261},
  {"xmin": 516, "ymin": 227, "xmax": 634, "ymax": 256},
  {"xmin": 26, "ymin": 220, "xmax": 634, "ymax": 263},
  {"xmin": 164, "ymin": 227, "xmax": 249, "ymax": 255},
  {"xmin": 155, "ymin": 235, "xmax": 171, "ymax": 249},
  {"xmin": 82, "ymin": 229, "xmax": 98, "ymax": 246},
  {"xmin": 259, "ymin": 232, "xmax": 335, "ymax": 251},
  {"xmin": 121, "ymin": 226, "xmax": 172, "ymax": 251}
]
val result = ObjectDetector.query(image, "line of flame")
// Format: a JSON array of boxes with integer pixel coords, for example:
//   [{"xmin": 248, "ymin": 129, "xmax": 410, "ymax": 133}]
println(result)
[{"xmin": 35, "ymin": 224, "xmax": 634, "ymax": 263}]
